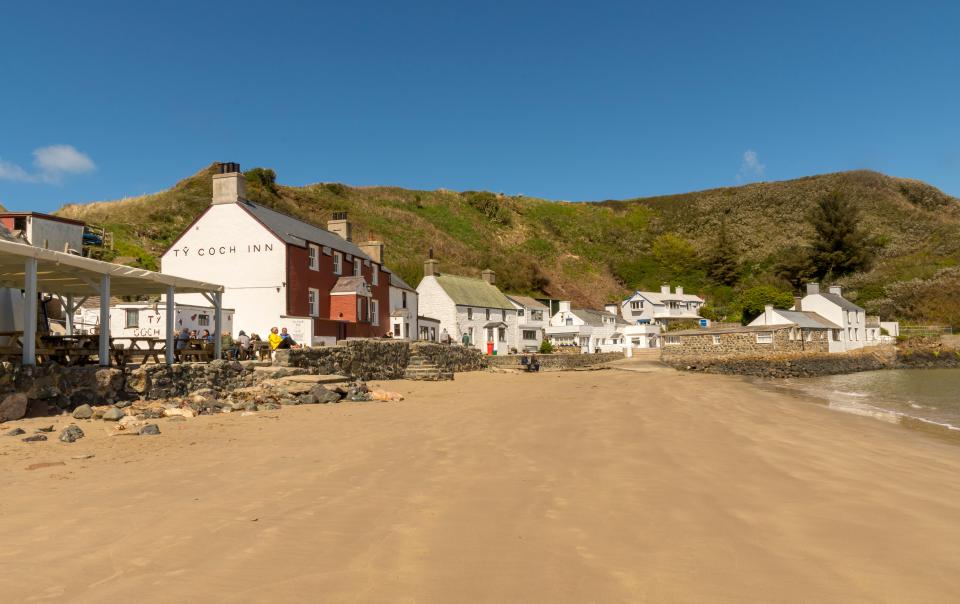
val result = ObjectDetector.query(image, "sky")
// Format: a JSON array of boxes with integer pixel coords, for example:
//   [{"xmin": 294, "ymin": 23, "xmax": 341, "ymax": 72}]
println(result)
[{"xmin": 1, "ymin": 0, "xmax": 958, "ymax": 212}]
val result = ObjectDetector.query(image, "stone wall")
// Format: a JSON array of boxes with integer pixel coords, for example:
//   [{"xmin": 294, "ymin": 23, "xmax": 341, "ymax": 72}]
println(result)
[
  {"xmin": 486, "ymin": 352, "xmax": 623, "ymax": 370},
  {"xmin": 273, "ymin": 339, "xmax": 411, "ymax": 381},
  {"xmin": 661, "ymin": 328, "xmax": 830, "ymax": 361},
  {"xmin": 411, "ymin": 342, "xmax": 487, "ymax": 372}
]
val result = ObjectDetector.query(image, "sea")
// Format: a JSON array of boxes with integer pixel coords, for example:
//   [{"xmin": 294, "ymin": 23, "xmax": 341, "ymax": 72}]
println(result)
[{"xmin": 758, "ymin": 368, "xmax": 960, "ymax": 439}]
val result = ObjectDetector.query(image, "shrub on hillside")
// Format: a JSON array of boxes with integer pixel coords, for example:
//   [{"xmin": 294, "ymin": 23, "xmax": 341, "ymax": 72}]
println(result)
[{"xmin": 735, "ymin": 285, "xmax": 796, "ymax": 325}]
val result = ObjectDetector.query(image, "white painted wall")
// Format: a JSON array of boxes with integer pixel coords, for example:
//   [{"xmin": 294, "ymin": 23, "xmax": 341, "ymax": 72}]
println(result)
[
  {"xmin": 161, "ymin": 203, "xmax": 287, "ymax": 339},
  {"xmin": 106, "ymin": 303, "xmax": 235, "ymax": 345},
  {"xmin": 415, "ymin": 276, "xmax": 520, "ymax": 352},
  {"xmin": 510, "ymin": 300, "xmax": 547, "ymax": 351},
  {"xmin": 416, "ymin": 276, "xmax": 459, "ymax": 341},
  {"xmin": 798, "ymin": 293, "xmax": 865, "ymax": 353},
  {"xmin": 389, "ymin": 285, "xmax": 418, "ymax": 339}
]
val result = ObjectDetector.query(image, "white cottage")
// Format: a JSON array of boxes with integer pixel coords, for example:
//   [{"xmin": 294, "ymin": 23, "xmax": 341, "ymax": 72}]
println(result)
[
  {"xmin": 389, "ymin": 273, "xmax": 418, "ymax": 340},
  {"xmin": 794, "ymin": 283, "xmax": 869, "ymax": 352},
  {"xmin": 506, "ymin": 295, "xmax": 549, "ymax": 352},
  {"xmin": 416, "ymin": 259, "xmax": 519, "ymax": 353},
  {"xmin": 546, "ymin": 301, "xmax": 630, "ymax": 353},
  {"xmin": 618, "ymin": 284, "xmax": 704, "ymax": 327}
]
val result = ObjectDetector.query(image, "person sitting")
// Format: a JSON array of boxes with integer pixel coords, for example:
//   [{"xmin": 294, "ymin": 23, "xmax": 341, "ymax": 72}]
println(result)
[
  {"xmin": 236, "ymin": 330, "xmax": 251, "ymax": 360},
  {"xmin": 201, "ymin": 329, "xmax": 213, "ymax": 343},
  {"xmin": 527, "ymin": 353, "xmax": 541, "ymax": 372},
  {"xmin": 175, "ymin": 327, "xmax": 190, "ymax": 351},
  {"xmin": 520, "ymin": 354, "xmax": 529, "ymax": 368},
  {"xmin": 268, "ymin": 327, "xmax": 282, "ymax": 351},
  {"xmin": 276, "ymin": 327, "xmax": 297, "ymax": 350},
  {"xmin": 221, "ymin": 332, "xmax": 236, "ymax": 360}
]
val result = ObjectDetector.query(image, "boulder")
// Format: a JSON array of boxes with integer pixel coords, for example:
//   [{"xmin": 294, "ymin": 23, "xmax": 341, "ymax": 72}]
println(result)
[
  {"xmin": 309, "ymin": 385, "xmax": 343, "ymax": 404},
  {"xmin": 22, "ymin": 434, "xmax": 47, "ymax": 442},
  {"xmin": 72, "ymin": 404, "xmax": 93, "ymax": 420},
  {"xmin": 0, "ymin": 392, "xmax": 28, "ymax": 422},
  {"xmin": 6, "ymin": 427, "xmax": 26, "ymax": 436},
  {"xmin": 163, "ymin": 407, "xmax": 195, "ymax": 419},
  {"xmin": 36, "ymin": 425, "xmax": 55, "ymax": 433},
  {"xmin": 139, "ymin": 424, "xmax": 160, "ymax": 436},
  {"xmin": 126, "ymin": 368, "xmax": 150, "ymax": 394},
  {"xmin": 370, "ymin": 389, "xmax": 404, "ymax": 402},
  {"xmin": 59, "ymin": 425, "xmax": 85, "ymax": 443},
  {"xmin": 102, "ymin": 407, "xmax": 125, "ymax": 421}
]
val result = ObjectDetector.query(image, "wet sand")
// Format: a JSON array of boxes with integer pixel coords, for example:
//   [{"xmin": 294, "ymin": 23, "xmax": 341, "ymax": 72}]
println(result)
[{"xmin": 1, "ymin": 365, "xmax": 959, "ymax": 603}]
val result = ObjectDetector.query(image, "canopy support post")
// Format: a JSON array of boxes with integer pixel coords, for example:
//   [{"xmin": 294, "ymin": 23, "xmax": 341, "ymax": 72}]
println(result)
[
  {"xmin": 213, "ymin": 292, "xmax": 223, "ymax": 360},
  {"xmin": 65, "ymin": 295, "xmax": 74, "ymax": 335},
  {"xmin": 99, "ymin": 275, "xmax": 110, "ymax": 366},
  {"xmin": 22, "ymin": 258, "xmax": 38, "ymax": 366},
  {"xmin": 165, "ymin": 286, "xmax": 175, "ymax": 365}
]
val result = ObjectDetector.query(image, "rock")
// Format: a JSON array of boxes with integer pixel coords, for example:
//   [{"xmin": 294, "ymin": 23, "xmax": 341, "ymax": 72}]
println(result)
[
  {"xmin": 22, "ymin": 434, "xmax": 47, "ymax": 442},
  {"xmin": 260, "ymin": 402, "xmax": 281, "ymax": 411},
  {"xmin": 0, "ymin": 392, "xmax": 28, "ymax": 422},
  {"xmin": 72, "ymin": 404, "xmax": 93, "ymax": 419},
  {"xmin": 114, "ymin": 399, "xmax": 133, "ymax": 409},
  {"xmin": 139, "ymin": 424, "xmax": 160, "ymax": 436},
  {"xmin": 101, "ymin": 407, "xmax": 125, "ymax": 421},
  {"xmin": 163, "ymin": 407, "xmax": 195, "ymax": 419},
  {"xmin": 370, "ymin": 389, "xmax": 404, "ymax": 402},
  {"xmin": 71, "ymin": 454, "xmax": 94, "ymax": 460},
  {"xmin": 167, "ymin": 416, "xmax": 186, "ymax": 422},
  {"xmin": 297, "ymin": 393, "xmax": 318, "ymax": 405},
  {"xmin": 36, "ymin": 425, "xmax": 55, "ymax": 433},
  {"xmin": 126, "ymin": 368, "xmax": 150, "ymax": 394},
  {"xmin": 59, "ymin": 425, "xmax": 85, "ymax": 443},
  {"xmin": 118, "ymin": 416, "xmax": 143, "ymax": 429},
  {"xmin": 309, "ymin": 385, "xmax": 343, "ymax": 404},
  {"xmin": 6, "ymin": 427, "xmax": 26, "ymax": 436}
]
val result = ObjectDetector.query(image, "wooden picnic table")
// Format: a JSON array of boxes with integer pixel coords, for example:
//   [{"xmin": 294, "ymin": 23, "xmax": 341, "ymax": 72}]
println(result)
[
  {"xmin": 110, "ymin": 337, "xmax": 166, "ymax": 366},
  {"xmin": 41, "ymin": 334, "xmax": 100, "ymax": 365},
  {"xmin": 177, "ymin": 338, "xmax": 214, "ymax": 363}
]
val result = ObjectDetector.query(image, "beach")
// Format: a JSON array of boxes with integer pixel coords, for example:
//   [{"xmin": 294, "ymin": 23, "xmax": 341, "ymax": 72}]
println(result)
[{"xmin": 1, "ymin": 364, "xmax": 959, "ymax": 603}]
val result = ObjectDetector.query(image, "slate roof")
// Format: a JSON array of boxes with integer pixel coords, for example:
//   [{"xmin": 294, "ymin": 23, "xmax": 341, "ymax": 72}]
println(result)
[
  {"xmin": 389, "ymin": 272, "xmax": 416, "ymax": 292},
  {"xmin": 435, "ymin": 274, "xmax": 514, "ymax": 309},
  {"xmin": 819, "ymin": 292, "xmax": 864, "ymax": 312},
  {"xmin": 331, "ymin": 276, "xmax": 371, "ymax": 295},
  {"xmin": 506, "ymin": 295, "xmax": 549, "ymax": 311},
  {"xmin": 774, "ymin": 310, "xmax": 841, "ymax": 329},
  {"xmin": 571, "ymin": 308, "xmax": 630, "ymax": 327},
  {"xmin": 239, "ymin": 200, "xmax": 372, "ymax": 261},
  {"xmin": 668, "ymin": 324, "xmax": 796, "ymax": 336},
  {"xmin": 631, "ymin": 289, "xmax": 704, "ymax": 304}
]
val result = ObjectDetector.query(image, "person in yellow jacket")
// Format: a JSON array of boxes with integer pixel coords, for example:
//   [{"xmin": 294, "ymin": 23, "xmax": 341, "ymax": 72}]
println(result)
[{"xmin": 268, "ymin": 326, "xmax": 282, "ymax": 350}]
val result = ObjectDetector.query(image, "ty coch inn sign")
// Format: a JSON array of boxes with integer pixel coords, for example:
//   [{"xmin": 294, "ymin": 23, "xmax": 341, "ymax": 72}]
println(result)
[{"xmin": 169, "ymin": 243, "xmax": 276, "ymax": 257}]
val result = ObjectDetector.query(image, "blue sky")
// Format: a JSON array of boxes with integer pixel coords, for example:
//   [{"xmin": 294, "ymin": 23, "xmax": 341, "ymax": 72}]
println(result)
[{"xmin": 1, "ymin": 1, "xmax": 958, "ymax": 212}]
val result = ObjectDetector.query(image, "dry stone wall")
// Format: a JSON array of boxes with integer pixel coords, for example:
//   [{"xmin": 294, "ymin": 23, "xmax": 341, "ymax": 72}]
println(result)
[
  {"xmin": 486, "ymin": 352, "xmax": 623, "ymax": 370},
  {"xmin": 273, "ymin": 340, "xmax": 412, "ymax": 380},
  {"xmin": 661, "ymin": 328, "xmax": 829, "ymax": 361}
]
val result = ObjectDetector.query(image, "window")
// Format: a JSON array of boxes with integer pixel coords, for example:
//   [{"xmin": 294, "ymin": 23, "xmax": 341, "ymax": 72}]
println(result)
[
  {"xmin": 565, "ymin": 316, "xmax": 573, "ymax": 326},
  {"xmin": 756, "ymin": 332, "xmax": 773, "ymax": 344},
  {"xmin": 308, "ymin": 288, "xmax": 319, "ymax": 317},
  {"xmin": 393, "ymin": 323, "xmax": 401, "ymax": 336},
  {"xmin": 467, "ymin": 308, "xmax": 473, "ymax": 320},
  {"xmin": 353, "ymin": 261, "xmax": 361, "ymax": 277},
  {"xmin": 125, "ymin": 309, "xmax": 139, "ymax": 328},
  {"xmin": 371, "ymin": 299, "xmax": 379, "ymax": 326},
  {"xmin": 630, "ymin": 301, "xmax": 641, "ymax": 310},
  {"xmin": 308, "ymin": 244, "xmax": 319, "ymax": 270},
  {"xmin": 832, "ymin": 329, "xmax": 841, "ymax": 341},
  {"xmin": 498, "ymin": 327, "xmax": 506, "ymax": 342},
  {"xmin": 333, "ymin": 251, "xmax": 342, "ymax": 275},
  {"xmin": 372, "ymin": 264, "xmax": 379, "ymax": 285},
  {"xmin": 665, "ymin": 335, "xmax": 681, "ymax": 345},
  {"xmin": 357, "ymin": 298, "xmax": 363, "ymax": 321},
  {"xmin": 485, "ymin": 308, "xmax": 490, "ymax": 320},
  {"xmin": 401, "ymin": 291, "xmax": 407, "ymax": 309},
  {"xmin": 712, "ymin": 335, "xmax": 721, "ymax": 345},
  {"xmin": 517, "ymin": 308, "xmax": 525, "ymax": 317},
  {"xmin": 532, "ymin": 310, "xmax": 544, "ymax": 321},
  {"xmin": 523, "ymin": 330, "xmax": 537, "ymax": 340},
  {"xmin": 198, "ymin": 314, "xmax": 210, "ymax": 326}
]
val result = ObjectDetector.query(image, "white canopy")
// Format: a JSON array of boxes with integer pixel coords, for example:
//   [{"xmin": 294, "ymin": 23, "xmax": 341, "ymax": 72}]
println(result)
[{"xmin": 0, "ymin": 239, "xmax": 222, "ymax": 296}]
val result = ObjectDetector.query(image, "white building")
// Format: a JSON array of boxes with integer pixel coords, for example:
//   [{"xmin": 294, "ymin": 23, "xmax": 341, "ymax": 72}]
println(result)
[
  {"xmin": 416, "ymin": 260, "xmax": 519, "ymax": 354},
  {"xmin": 621, "ymin": 323, "xmax": 662, "ymax": 349},
  {"xmin": 794, "ymin": 283, "xmax": 869, "ymax": 352},
  {"xmin": 97, "ymin": 302, "xmax": 235, "ymax": 345},
  {"xmin": 506, "ymin": 295, "xmax": 549, "ymax": 352},
  {"xmin": 417, "ymin": 316, "xmax": 440, "ymax": 341},
  {"xmin": 0, "ymin": 212, "xmax": 84, "ymax": 255},
  {"xmin": 389, "ymin": 273, "xmax": 418, "ymax": 340},
  {"xmin": 546, "ymin": 301, "xmax": 630, "ymax": 353},
  {"xmin": 618, "ymin": 284, "xmax": 704, "ymax": 326}
]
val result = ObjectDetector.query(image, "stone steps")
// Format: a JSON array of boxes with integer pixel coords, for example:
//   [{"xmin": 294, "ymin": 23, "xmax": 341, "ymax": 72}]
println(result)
[{"xmin": 404, "ymin": 355, "xmax": 454, "ymax": 381}]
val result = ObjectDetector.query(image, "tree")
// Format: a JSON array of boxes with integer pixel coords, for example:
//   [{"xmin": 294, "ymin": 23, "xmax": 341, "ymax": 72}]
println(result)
[
  {"xmin": 706, "ymin": 220, "xmax": 740, "ymax": 286},
  {"xmin": 774, "ymin": 245, "xmax": 817, "ymax": 290},
  {"xmin": 736, "ymin": 285, "xmax": 796, "ymax": 325},
  {"xmin": 651, "ymin": 233, "xmax": 697, "ymax": 278},
  {"xmin": 538, "ymin": 339, "xmax": 554, "ymax": 354},
  {"xmin": 809, "ymin": 190, "xmax": 875, "ymax": 279}
]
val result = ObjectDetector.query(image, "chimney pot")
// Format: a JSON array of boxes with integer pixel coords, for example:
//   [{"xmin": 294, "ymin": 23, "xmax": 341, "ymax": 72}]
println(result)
[
  {"xmin": 423, "ymin": 258, "xmax": 439, "ymax": 277},
  {"xmin": 661, "ymin": 283, "xmax": 670, "ymax": 295},
  {"xmin": 327, "ymin": 212, "xmax": 352, "ymax": 242},
  {"xmin": 212, "ymin": 162, "xmax": 246, "ymax": 205},
  {"xmin": 481, "ymin": 269, "xmax": 496, "ymax": 285}
]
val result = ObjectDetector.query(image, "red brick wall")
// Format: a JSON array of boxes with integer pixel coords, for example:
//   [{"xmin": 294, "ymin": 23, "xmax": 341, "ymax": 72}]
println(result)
[
  {"xmin": 285, "ymin": 244, "xmax": 389, "ymax": 339},
  {"xmin": 330, "ymin": 294, "xmax": 359, "ymax": 322}
]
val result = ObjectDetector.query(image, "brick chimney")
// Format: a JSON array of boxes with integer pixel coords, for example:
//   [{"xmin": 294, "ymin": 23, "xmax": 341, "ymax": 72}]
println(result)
[
  {"xmin": 794, "ymin": 296, "xmax": 803, "ymax": 311},
  {"xmin": 806, "ymin": 283, "xmax": 820, "ymax": 295},
  {"xmin": 358, "ymin": 240, "xmax": 384, "ymax": 264},
  {"xmin": 481, "ymin": 269, "xmax": 496, "ymax": 285},
  {"xmin": 212, "ymin": 162, "xmax": 246, "ymax": 205},
  {"xmin": 423, "ymin": 258, "xmax": 439, "ymax": 277},
  {"xmin": 327, "ymin": 212, "xmax": 352, "ymax": 242}
]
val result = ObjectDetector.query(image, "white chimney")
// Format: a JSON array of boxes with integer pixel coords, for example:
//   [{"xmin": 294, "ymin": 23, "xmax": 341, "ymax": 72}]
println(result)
[
  {"xmin": 806, "ymin": 283, "xmax": 820, "ymax": 295},
  {"xmin": 661, "ymin": 283, "xmax": 670, "ymax": 295},
  {"xmin": 558, "ymin": 301, "xmax": 572, "ymax": 312},
  {"xmin": 604, "ymin": 303, "xmax": 619, "ymax": 316},
  {"xmin": 212, "ymin": 162, "xmax": 246, "ymax": 205},
  {"xmin": 327, "ymin": 212, "xmax": 352, "ymax": 242},
  {"xmin": 675, "ymin": 286, "xmax": 684, "ymax": 296},
  {"xmin": 828, "ymin": 285, "xmax": 842, "ymax": 296},
  {"xmin": 764, "ymin": 304, "xmax": 774, "ymax": 324}
]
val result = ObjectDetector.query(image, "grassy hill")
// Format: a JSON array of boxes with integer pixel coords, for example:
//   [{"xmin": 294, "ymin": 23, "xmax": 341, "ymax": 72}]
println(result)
[{"xmin": 55, "ymin": 165, "xmax": 960, "ymax": 325}]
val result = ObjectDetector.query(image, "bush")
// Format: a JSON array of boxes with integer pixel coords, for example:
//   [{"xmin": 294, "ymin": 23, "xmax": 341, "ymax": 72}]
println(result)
[
  {"xmin": 538, "ymin": 339, "xmax": 554, "ymax": 354},
  {"xmin": 735, "ymin": 285, "xmax": 796, "ymax": 325}
]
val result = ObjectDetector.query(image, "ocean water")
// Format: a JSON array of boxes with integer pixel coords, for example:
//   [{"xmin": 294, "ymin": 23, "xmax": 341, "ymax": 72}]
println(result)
[{"xmin": 763, "ymin": 368, "xmax": 960, "ymax": 436}]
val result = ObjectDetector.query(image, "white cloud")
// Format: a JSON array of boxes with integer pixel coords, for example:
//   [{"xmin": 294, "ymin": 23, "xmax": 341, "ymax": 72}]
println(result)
[
  {"xmin": 0, "ymin": 145, "xmax": 96, "ymax": 183},
  {"xmin": 736, "ymin": 149, "xmax": 765, "ymax": 183}
]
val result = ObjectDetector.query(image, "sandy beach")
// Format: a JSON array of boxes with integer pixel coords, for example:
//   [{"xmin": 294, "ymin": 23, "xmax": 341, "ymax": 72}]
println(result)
[{"xmin": 1, "ymin": 363, "xmax": 959, "ymax": 603}]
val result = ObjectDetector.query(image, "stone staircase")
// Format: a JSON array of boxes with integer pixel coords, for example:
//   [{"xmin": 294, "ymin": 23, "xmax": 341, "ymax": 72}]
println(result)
[{"xmin": 404, "ymin": 354, "xmax": 454, "ymax": 381}]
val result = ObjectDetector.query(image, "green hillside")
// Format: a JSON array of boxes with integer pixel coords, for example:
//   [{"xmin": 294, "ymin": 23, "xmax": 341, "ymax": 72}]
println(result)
[{"xmin": 55, "ymin": 165, "xmax": 960, "ymax": 326}]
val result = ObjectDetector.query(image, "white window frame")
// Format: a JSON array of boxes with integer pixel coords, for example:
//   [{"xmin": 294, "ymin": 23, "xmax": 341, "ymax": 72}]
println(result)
[
  {"xmin": 664, "ymin": 335, "xmax": 681, "ymax": 345},
  {"xmin": 353, "ymin": 261, "xmax": 362, "ymax": 277},
  {"xmin": 756, "ymin": 332, "xmax": 774, "ymax": 344},
  {"xmin": 308, "ymin": 244, "xmax": 319, "ymax": 271},
  {"xmin": 333, "ymin": 251, "xmax": 343, "ymax": 275},
  {"xmin": 372, "ymin": 264, "xmax": 379, "ymax": 286},
  {"xmin": 522, "ymin": 330, "xmax": 537, "ymax": 340},
  {"xmin": 371, "ymin": 299, "xmax": 379, "ymax": 326},
  {"xmin": 198, "ymin": 314, "xmax": 210, "ymax": 327},
  {"xmin": 467, "ymin": 308, "xmax": 473, "ymax": 320},
  {"xmin": 308, "ymin": 288, "xmax": 319, "ymax": 317},
  {"xmin": 712, "ymin": 335, "xmax": 721, "ymax": 345},
  {"xmin": 125, "ymin": 309, "xmax": 139, "ymax": 328}
]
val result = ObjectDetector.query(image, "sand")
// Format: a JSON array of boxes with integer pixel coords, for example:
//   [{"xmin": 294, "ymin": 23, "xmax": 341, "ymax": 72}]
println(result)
[{"xmin": 1, "ymin": 363, "xmax": 959, "ymax": 603}]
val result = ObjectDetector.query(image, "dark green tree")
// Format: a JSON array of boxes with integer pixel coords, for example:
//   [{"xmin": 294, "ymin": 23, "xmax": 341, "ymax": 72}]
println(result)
[
  {"xmin": 774, "ymin": 245, "xmax": 817, "ymax": 290},
  {"xmin": 706, "ymin": 220, "xmax": 740, "ymax": 286},
  {"xmin": 735, "ymin": 285, "xmax": 796, "ymax": 325},
  {"xmin": 809, "ymin": 190, "xmax": 875, "ymax": 279}
]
